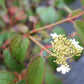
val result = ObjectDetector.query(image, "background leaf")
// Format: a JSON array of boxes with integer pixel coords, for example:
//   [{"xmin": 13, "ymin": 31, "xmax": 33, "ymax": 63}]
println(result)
[
  {"xmin": 0, "ymin": 32, "xmax": 9, "ymax": 46},
  {"xmin": 52, "ymin": 27, "xmax": 67, "ymax": 35},
  {"xmin": 45, "ymin": 65, "xmax": 62, "ymax": 84},
  {"xmin": 16, "ymin": 80, "xmax": 26, "ymax": 84},
  {"xmin": 0, "ymin": 71, "xmax": 16, "ymax": 84},
  {"xmin": 26, "ymin": 55, "xmax": 45, "ymax": 84},
  {"xmin": 36, "ymin": 6, "xmax": 59, "ymax": 24},
  {"xmin": 74, "ymin": 20, "xmax": 84, "ymax": 45},
  {"xmin": 71, "ymin": 9, "xmax": 82, "ymax": 17}
]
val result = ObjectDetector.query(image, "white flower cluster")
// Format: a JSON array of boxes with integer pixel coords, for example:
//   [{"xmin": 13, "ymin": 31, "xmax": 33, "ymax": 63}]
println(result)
[
  {"xmin": 70, "ymin": 39, "xmax": 83, "ymax": 50},
  {"xmin": 57, "ymin": 65, "xmax": 71, "ymax": 74},
  {"xmin": 50, "ymin": 33, "xmax": 61, "ymax": 38},
  {"xmin": 50, "ymin": 33, "xmax": 83, "ymax": 74}
]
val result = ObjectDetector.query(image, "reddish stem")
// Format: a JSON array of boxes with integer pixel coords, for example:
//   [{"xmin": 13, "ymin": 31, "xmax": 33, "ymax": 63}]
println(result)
[
  {"xmin": 2, "ymin": 39, "xmax": 10, "ymax": 50},
  {"xmin": 68, "ymin": 13, "xmax": 75, "ymax": 23},
  {"xmin": 40, "ymin": 45, "xmax": 52, "ymax": 55},
  {"xmin": 32, "ymin": 23, "xmax": 36, "ymax": 31}
]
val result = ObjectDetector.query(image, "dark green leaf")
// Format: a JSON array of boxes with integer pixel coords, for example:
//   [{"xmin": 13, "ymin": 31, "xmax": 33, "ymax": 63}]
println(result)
[
  {"xmin": 3, "ymin": 49, "xmax": 24, "ymax": 73},
  {"xmin": 26, "ymin": 56, "xmax": 45, "ymax": 84},
  {"xmin": 10, "ymin": 35, "xmax": 30, "ymax": 62},
  {"xmin": 47, "ymin": 57, "xmax": 58, "ymax": 70},
  {"xmin": 64, "ymin": 0, "xmax": 76, "ymax": 4},
  {"xmin": 45, "ymin": 65, "xmax": 62, "ymax": 84}
]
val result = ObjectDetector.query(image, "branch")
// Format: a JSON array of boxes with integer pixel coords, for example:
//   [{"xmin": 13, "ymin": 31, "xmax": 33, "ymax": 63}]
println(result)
[
  {"xmin": 28, "ymin": 35, "xmax": 53, "ymax": 55},
  {"xmin": 29, "ymin": 12, "xmax": 84, "ymax": 34}
]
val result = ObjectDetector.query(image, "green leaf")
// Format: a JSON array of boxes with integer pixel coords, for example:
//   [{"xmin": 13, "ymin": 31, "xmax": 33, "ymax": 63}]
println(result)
[
  {"xmin": 26, "ymin": 56, "xmax": 45, "ymax": 84},
  {"xmin": 42, "ymin": 48, "xmax": 58, "ymax": 70},
  {"xmin": 36, "ymin": 6, "xmax": 59, "ymax": 24},
  {"xmin": 71, "ymin": 9, "xmax": 82, "ymax": 17},
  {"xmin": 54, "ymin": 0, "xmax": 65, "ymax": 8},
  {"xmin": 64, "ymin": 0, "xmax": 76, "ymax": 4},
  {"xmin": 74, "ymin": 20, "xmax": 84, "ymax": 44},
  {"xmin": 3, "ymin": 49, "xmax": 24, "ymax": 73},
  {"xmin": 0, "ymin": 71, "xmax": 16, "ymax": 84},
  {"xmin": 10, "ymin": 35, "xmax": 30, "ymax": 62},
  {"xmin": 0, "ymin": 64, "xmax": 6, "ymax": 70},
  {"xmin": 0, "ymin": 32, "xmax": 9, "ymax": 45},
  {"xmin": 0, "ymin": 0, "xmax": 6, "ymax": 10},
  {"xmin": 0, "ymin": 34, "xmax": 4, "ymax": 46},
  {"xmin": 7, "ymin": 32, "xmax": 17, "ymax": 40},
  {"xmin": 45, "ymin": 66, "xmax": 56, "ymax": 84},
  {"xmin": 81, "ymin": 0, "xmax": 84, "ymax": 6},
  {"xmin": 52, "ymin": 27, "xmax": 67, "ymax": 35},
  {"xmin": 17, "ymin": 80, "xmax": 26, "ymax": 84},
  {"xmin": 47, "ymin": 57, "xmax": 58, "ymax": 70}
]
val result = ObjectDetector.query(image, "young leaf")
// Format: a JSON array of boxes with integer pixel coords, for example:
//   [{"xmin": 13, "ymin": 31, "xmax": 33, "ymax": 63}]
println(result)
[
  {"xmin": 71, "ymin": 9, "xmax": 82, "ymax": 17},
  {"xmin": 0, "ymin": 70, "xmax": 16, "ymax": 84},
  {"xmin": 3, "ymin": 49, "xmax": 24, "ymax": 73},
  {"xmin": 74, "ymin": 20, "xmax": 84, "ymax": 44},
  {"xmin": 10, "ymin": 35, "xmax": 30, "ymax": 62},
  {"xmin": 26, "ymin": 56, "xmax": 45, "ymax": 84}
]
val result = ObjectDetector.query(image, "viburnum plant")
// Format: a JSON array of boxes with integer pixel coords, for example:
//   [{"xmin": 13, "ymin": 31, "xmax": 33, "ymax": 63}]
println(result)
[{"xmin": 0, "ymin": 0, "xmax": 84, "ymax": 84}]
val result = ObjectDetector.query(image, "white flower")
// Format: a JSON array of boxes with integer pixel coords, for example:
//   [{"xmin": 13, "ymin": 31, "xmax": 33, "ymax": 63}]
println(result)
[
  {"xmin": 50, "ymin": 33, "xmax": 61, "ymax": 38},
  {"xmin": 70, "ymin": 39, "xmax": 83, "ymax": 49},
  {"xmin": 56, "ymin": 65, "xmax": 71, "ymax": 74}
]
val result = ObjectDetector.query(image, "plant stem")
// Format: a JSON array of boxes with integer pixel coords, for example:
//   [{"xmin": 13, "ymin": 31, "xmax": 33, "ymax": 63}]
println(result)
[
  {"xmin": 29, "ymin": 12, "xmax": 84, "ymax": 34},
  {"xmin": 28, "ymin": 35, "xmax": 53, "ymax": 55}
]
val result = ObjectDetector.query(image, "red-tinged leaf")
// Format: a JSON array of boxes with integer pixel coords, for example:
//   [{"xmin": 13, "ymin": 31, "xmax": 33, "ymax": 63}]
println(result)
[{"xmin": 26, "ymin": 55, "xmax": 45, "ymax": 84}]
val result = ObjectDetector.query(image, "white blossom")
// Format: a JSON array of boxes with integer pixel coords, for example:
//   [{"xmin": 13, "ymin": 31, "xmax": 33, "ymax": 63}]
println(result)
[
  {"xmin": 56, "ymin": 65, "xmax": 71, "ymax": 74},
  {"xmin": 50, "ymin": 33, "xmax": 61, "ymax": 38},
  {"xmin": 70, "ymin": 39, "xmax": 83, "ymax": 49}
]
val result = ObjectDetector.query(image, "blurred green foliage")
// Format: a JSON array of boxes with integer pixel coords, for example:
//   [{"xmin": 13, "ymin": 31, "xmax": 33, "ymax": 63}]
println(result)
[{"xmin": 0, "ymin": 0, "xmax": 84, "ymax": 84}]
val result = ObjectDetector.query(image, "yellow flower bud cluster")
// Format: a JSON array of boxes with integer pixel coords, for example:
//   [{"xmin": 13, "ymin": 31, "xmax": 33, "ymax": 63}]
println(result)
[{"xmin": 50, "ymin": 33, "xmax": 83, "ymax": 67}]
